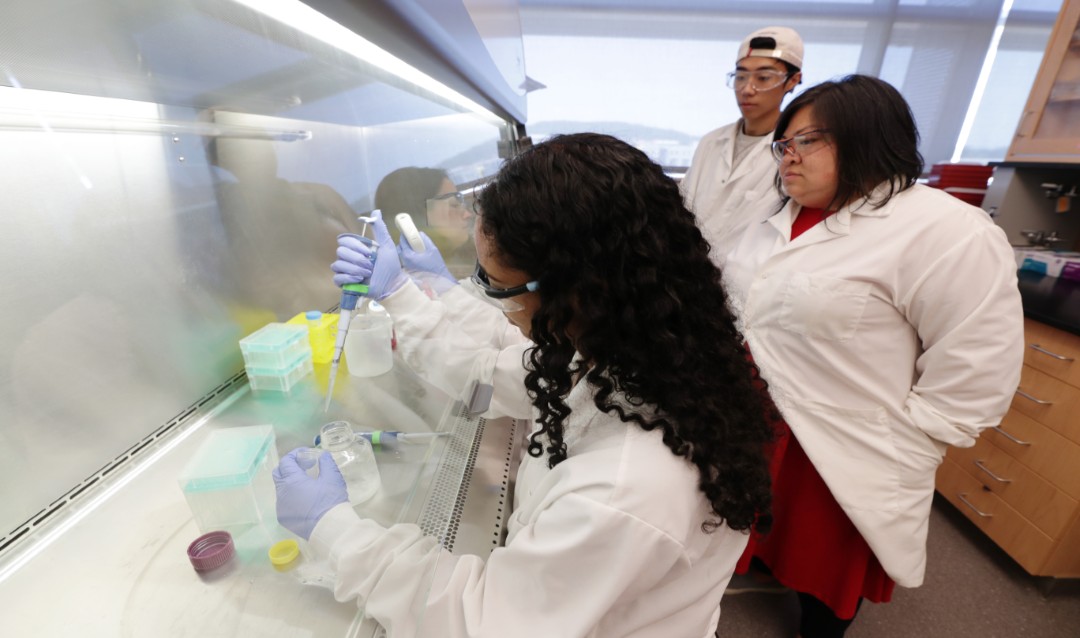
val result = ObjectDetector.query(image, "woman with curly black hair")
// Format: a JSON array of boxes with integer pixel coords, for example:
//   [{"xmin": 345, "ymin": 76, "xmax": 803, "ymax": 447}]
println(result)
[{"xmin": 274, "ymin": 133, "xmax": 774, "ymax": 637}]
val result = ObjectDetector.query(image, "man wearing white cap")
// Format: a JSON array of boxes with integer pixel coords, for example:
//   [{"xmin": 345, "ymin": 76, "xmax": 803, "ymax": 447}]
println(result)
[{"xmin": 681, "ymin": 26, "xmax": 803, "ymax": 260}]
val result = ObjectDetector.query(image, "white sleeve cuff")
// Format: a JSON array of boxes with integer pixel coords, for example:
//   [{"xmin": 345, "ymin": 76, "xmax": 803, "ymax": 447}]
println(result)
[{"xmin": 309, "ymin": 504, "xmax": 384, "ymax": 558}]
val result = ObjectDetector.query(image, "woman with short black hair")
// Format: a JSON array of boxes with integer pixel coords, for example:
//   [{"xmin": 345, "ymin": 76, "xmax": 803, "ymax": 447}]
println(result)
[{"xmin": 723, "ymin": 74, "xmax": 1024, "ymax": 637}]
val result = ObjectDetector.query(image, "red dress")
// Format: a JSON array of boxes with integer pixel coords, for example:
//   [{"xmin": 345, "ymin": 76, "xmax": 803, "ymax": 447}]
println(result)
[{"xmin": 735, "ymin": 206, "xmax": 895, "ymax": 620}]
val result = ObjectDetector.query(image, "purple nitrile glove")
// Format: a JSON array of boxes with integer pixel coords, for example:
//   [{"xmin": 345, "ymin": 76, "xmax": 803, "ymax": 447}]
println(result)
[
  {"xmin": 331, "ymin": 234, "xmax": 374, "ymax": 288},
  {"xmin": 330, "ymin": 210, "xmax": 408, "ymax": 300},
  {"xmin": 273, "ymin": 448, "xmax": 348, "ymax": 540},
  {"xmin": 400, "ymin": 231, "xmax": 456, "ymax": 285}
]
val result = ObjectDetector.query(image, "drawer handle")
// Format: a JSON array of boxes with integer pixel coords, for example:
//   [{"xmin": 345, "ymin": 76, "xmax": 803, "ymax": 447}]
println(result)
[
  {"xmin": 1029, "ymin": 344, "xmax": 1074, "ymax": 361},
  {"xmin": 974, "ymin": 459, "xmax": 1012, "ymax": 484},
  {"xmin": 992, "ymin": 426, "xmax": 1031, "ymax": 446},
  {"xmin": 1015, "ymin": 389, "xmax": 1053, "ymax": 405},
  {"xmin": 958, "ymin": 492, "xmax": 993, "ymax": 518}
]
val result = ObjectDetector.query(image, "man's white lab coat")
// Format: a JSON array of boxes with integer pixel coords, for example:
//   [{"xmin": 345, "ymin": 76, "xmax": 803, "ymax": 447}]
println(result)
[
  {"xmin": 722, "ymin": 183, "xmax": 1024, "ymax": 587},
  {"xmin": 307, "ymin": 283, "xmax": 749, "ymax": 637},
  {"xmin": 681, "ymin": 120, "xmax": 780, "ymax": 259}
]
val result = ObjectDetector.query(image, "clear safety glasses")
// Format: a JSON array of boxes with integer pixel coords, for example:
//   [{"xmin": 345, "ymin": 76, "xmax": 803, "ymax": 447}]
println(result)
[
  {"xmin": 426, "ymin": 191, "xmax": 472, "ymax": 229},
  {"xmin": 426, "ymin": 191, "xmax": 466, "ymax": 209},
  {"xmin": 771, "ymin": 129, "xmax": 831, "ymax": 162},
  {"xmin": 465, "ymin": 262, "xmax": 539, "ymax": 313},
  {"xmin": 725, "ymin": 69, "xmax": 791, "ymax": 92}
]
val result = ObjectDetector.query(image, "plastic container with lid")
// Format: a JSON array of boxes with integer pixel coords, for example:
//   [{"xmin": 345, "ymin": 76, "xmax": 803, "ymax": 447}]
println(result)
[
  {"xmin": 239, "ymin": 323, "xmax": 311, "ymax": 369},
  {"xmin": 344, "ymin": 301, "xmax": 394, "ymax": 378},
  {"xmin": 178, "ymin": 424, "xmax": 279, "ymax": 533},
  {"xmin": 320, "ymin": 421, "xmax": 380, "ymax": 504}
]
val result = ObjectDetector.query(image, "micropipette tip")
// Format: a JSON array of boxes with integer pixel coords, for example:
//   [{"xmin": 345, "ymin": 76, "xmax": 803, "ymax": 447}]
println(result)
[{"xmin": 323, "ymin": 374, "xmax": 335, "ymax": 413}]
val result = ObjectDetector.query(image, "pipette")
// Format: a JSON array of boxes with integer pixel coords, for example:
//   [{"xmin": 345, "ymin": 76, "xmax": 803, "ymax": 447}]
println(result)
[
  {"xmin": 312, "ymin": 430, "xmax": 448, "ymax": 452},
  {"xmin": 323, "ymin": 216, "xmax": 378, "ymax": 412}
]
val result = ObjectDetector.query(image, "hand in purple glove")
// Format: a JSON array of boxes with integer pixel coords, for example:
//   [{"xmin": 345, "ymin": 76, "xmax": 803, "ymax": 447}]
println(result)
[
  {"xmin": 331, "ymin": 234, "xmax": 374, "ymax": 288},
  {"xmin": 331, "ymin": 210, "xmax": 409, "ymax": 300},
  {"xmin": 273, "ymin": 448, "xmax": 348, "ymax": 540},
  {"xmin": 400, "ymin": 231, "xmax": 456, "ymax": 284}
]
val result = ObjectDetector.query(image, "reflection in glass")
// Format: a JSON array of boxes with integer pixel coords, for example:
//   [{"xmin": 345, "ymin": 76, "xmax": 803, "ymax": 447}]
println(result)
[
  {"xmin": 0, "ymin": 0, "xmax": 510, "ymax": 542},
  {"xmin": 375, "ymin": 167, "xmax": 477, "ymax": 278}
]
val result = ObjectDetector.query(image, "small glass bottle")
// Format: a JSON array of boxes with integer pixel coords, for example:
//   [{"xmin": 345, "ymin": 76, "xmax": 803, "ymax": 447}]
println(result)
[{"xmin": 319, "ymin": 421, "xmax": 380, "ymax": 504}]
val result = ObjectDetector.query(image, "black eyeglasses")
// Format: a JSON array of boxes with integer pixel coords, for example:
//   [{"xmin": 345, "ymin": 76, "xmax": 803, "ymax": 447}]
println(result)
[
  {"xmin": 466, "ymin": 263, "xmax": 540, "ymax": 313},
  {"xmin": 471, "ymin": 262, "xmax": 539, "ymax": 299}
]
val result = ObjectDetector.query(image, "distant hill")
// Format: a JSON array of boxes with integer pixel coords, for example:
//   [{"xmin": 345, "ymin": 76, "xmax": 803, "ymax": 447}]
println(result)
[
  {"xmin": 526, "ymin": 121, "xmax": 701, "ymax": 144},
  {"xmin": 422, "ymin": 120, "xmax": 701, "ymax": 193}
]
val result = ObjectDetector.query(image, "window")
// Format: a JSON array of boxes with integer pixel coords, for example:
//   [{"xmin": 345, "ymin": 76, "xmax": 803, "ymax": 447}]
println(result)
[{"xmin": 520, "ymin": 0, "xmax": 1062, "ymax": 168}]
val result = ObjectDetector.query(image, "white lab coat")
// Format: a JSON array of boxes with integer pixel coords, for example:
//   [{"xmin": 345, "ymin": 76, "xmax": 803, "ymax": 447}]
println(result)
[
  {"xmin": 722, "ymin": 183, "xmax": 1024, "ymax": 587},
  {"xmin": 681, "ymin": 120, "xmax": 781, "ymax": 260},
  {"xmin": 308, "ymin": 282, "xmax": 748, "ymax": 637},
  {"xmin": 388, "ymin": 282, "xmax": 533, "ymax": 419}
]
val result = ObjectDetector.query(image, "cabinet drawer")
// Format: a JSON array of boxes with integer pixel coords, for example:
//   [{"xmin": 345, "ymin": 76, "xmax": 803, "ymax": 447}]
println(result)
[
  {"xmin": 988, "ymin": 410, "xmax": 1080, "ymax": 501},
  {"xmin": 1011, "ymin": 365, "xmax": 1080, "ymax": 445},
  {"xmin": 948, "ymin": 438, "xmax": 1078, "ymax": 538},
  {"xmin": 1023, "ymin": 318, "xmax": 1080, "ymax": 388},
  {"xmin": 936, "ymin": 458, "xmax": 1055, "ymax": 574}
]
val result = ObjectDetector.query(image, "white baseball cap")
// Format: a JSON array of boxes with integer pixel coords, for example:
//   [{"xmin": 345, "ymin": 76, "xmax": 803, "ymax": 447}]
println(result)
[{"xmin": 737, "ymin": 26, "xmax": 804, "ymax": 70}]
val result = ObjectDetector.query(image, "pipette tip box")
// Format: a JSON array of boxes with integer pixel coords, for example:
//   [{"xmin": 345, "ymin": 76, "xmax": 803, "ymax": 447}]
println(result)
[
  {"xmin": 177, "ymin": 424, "xmax": 279, "ymax": 533},
  {"xmin": 239, "ymin": 323, "xmax": 310, "ymax": 369},
  {"xmin": 246, "ymin": 350, "xmax": 313, "ymax": 392}
]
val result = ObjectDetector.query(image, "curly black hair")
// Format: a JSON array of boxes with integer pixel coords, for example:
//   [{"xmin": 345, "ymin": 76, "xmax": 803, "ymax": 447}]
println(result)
[{"xmin": 476, "ymin": 133, "xmax": 773, "ymax": 533}]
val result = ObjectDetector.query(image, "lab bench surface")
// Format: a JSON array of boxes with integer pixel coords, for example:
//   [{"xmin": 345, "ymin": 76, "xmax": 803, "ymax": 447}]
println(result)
[
  {"xmin": 0, "ymin": 357, "xmax": 524, "ymax": 637},
  {"xmin": 1017, "ymin": 269, "xmax": 1080, "ymax": 337}
]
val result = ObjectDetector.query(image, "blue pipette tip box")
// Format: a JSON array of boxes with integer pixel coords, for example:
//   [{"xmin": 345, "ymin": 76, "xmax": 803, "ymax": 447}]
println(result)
[
  {"xmin": 239, "ymin": 323, "xmax": 310, "ymax": 369},
  {"xmin": 246, "ymin": 350, "xmax": 313, "ymax": 393},
  {"xmin": 178, "ymin": 425, "xmax": 279, "ymax": 533}
]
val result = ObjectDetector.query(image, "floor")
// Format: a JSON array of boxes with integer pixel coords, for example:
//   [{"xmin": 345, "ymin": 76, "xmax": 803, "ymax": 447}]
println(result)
[{"xmin": 715, "ymin": 494, "xmax": 1080, "ymax": 637}]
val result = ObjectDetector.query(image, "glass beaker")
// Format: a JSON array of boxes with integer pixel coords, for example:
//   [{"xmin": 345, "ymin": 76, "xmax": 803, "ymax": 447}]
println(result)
[{"xmin": 319, "ymin": 421, "xmax": 380, "ymax": 504}]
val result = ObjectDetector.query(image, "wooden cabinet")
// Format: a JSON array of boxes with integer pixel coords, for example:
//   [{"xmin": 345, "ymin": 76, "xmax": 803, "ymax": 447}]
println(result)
[
  {"xmin": 1006, "ymin": 0, "xmax": 1080, "ymax": 162},
  {"xmin": 936, "ymin": 318, "xmax": 1080, "ymax": 577}
]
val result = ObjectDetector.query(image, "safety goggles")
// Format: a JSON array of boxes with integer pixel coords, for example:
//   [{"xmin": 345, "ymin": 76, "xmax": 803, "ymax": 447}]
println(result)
[
  {"xmin": 426, "ymin": 191, "xmax": 466, "ymax": 208},
  {"xmin": 465, "ymin": 262, "xmax": 539, "ymax": 313},
  {"xmin": 725, "ymin": 69, "xmax": 791, "ymax": 92},
  {"xmin": 771, "ymin": 129, "xmax": 831, "ymax": 162}
]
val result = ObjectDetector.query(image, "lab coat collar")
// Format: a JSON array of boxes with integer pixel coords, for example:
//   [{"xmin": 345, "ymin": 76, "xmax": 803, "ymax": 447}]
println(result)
[
  {"xmin": 840, "ymin": 179, "xmax": 907, "ymax": 219},
  {"xmin": 764, "ymin": 179, "xmax": 905, "ymax": 242}
]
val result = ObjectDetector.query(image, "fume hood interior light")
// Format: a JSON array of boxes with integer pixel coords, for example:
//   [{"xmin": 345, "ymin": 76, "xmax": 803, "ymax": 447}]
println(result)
[
  {"xmin": 0, "ymin": 108, "xmax": 312, "ymax": 141},
  {"xmin": 231, "ymin": 0, "xmax": 504, "ymax": 125}
]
